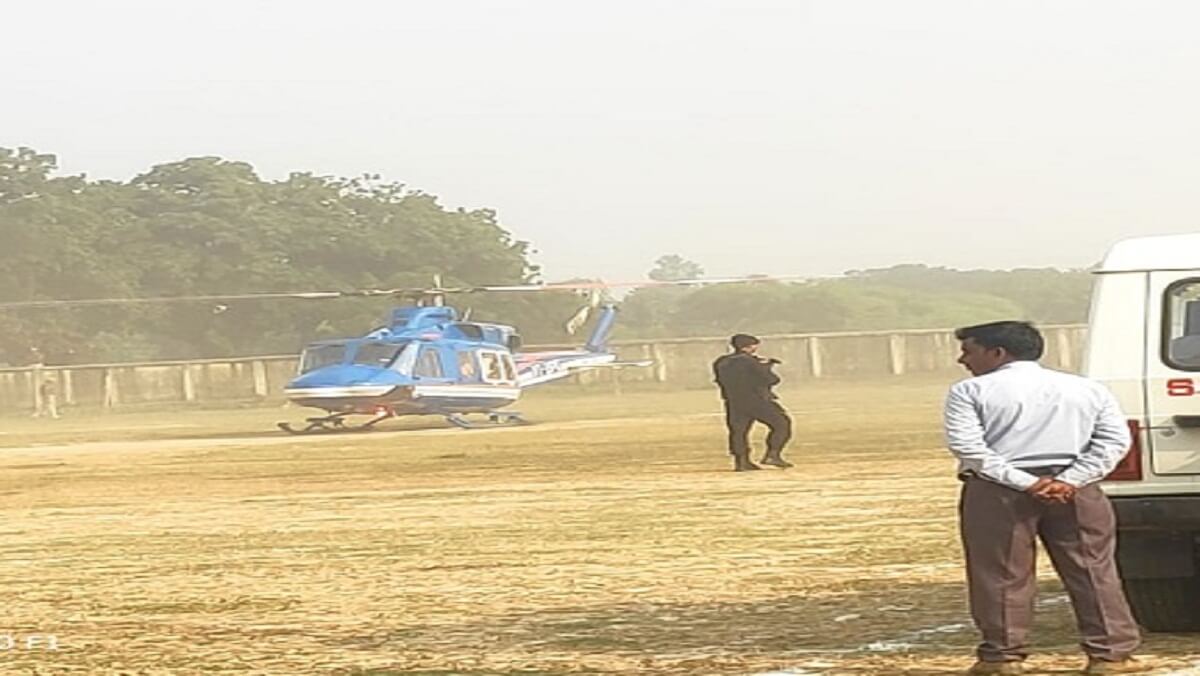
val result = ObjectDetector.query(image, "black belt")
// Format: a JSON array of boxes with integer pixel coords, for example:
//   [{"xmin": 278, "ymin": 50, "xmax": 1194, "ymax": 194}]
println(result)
[
  {"xmin": 1020, "ymin": 465, "xmax": 1069, "ymax": 477},
  {"xmin": 959, "ymin": 465, "xmax": 1069, "ymax": 482}
]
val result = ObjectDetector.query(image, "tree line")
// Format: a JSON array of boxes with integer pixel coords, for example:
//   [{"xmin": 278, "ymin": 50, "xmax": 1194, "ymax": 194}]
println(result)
[
  {"xmin": 623, "ymin": 258, "xmax": 1092, "ymax": 339},
  {"xmin": 0, "ymin": 147, "xmax": 1092, "ymax": 365}
]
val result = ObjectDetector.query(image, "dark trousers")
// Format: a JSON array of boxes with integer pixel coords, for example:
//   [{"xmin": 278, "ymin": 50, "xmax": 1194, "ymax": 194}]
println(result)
[
  {"xmin": 724, "ymin": 400, "xmax": 792, "ymax": 457},
  {"xmin": 959, "ymin": 476, "xmax": 1140, "ymax": 662}
]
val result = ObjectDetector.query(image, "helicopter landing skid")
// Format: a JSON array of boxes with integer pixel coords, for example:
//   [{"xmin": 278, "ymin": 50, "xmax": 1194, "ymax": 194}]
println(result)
[
  {"xmin": 277, "ymin": 410, "xmax": 395, "ymax": 435},
  {"xmin": 444, "ymin": 411, "xmax": 529, "ymax": 430}
]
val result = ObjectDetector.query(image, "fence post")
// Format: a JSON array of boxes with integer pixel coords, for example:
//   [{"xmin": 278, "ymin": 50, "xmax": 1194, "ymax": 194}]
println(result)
[
  {"xmin": 650, "ymin": 343, "xmax": 667, "ymax": 383},
  {"xmin": 934, "ymin": 331, "xmax": 954, "ymax": 371},
  {"xmin": 182, "ymin": 365, "xmax": 197, "ymax": 403},
  {"xmin": 252, "ymin": 360, "xmax": 269, "ymax": 398},
  {"xmin": 102, "ymin": 368, "xmax": 119, "ymax": 408},
  {"xmin": 31, "ymin": 364, "xmax": 44, "ymax": 413},
  {"xmin": 888, "ymin": 334, "xmax": 906, "ymax": 376},
  {"xmin": 1055, "ymin": 329, "xmax": 1074, "ymax": 371},
  {"xmin": 807, "ymin": 336, "xmax": 824, "ymax": 378},
  {"xmin": 61, "ymin": 369, "xmax": 74, "ymax": 405}
]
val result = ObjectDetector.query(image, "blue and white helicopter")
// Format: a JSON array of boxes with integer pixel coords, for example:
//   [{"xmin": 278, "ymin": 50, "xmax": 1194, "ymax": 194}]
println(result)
[{"xmin": 276, "ymin": 282, "xmax": 634, "ymax": 433}]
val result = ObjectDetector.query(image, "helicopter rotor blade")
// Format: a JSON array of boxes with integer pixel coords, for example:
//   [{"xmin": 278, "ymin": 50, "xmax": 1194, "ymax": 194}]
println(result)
[
  {"xmin": 604, "ymin": 274, "xmax": 820, "ymax": 289},
  {"xmin": 0, "ymin": 290, "xmax": 351, "ymax": 311},
  {"xmin": 0, "ymin": 274, "xmax": 826, "ymax": 311},
  {"xmin": 463, "ymin": 274, "xmax": 821, "ymax": 294},
  {"xmin": 0, "ymin": 286, "xmax": 452, "ymax": 311}
]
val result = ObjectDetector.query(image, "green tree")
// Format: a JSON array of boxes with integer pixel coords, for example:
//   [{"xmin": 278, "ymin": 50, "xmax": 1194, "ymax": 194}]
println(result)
[
  {"xmin": 0, "ymin": 148, "xmax": 544, "ymax": 363},
  {"xmin": 648, "ymin": 254, "xmax": 704, "ymax": 281}
]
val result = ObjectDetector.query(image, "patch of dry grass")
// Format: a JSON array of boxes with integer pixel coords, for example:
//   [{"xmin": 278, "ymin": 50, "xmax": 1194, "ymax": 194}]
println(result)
[{"xmin": 0, "ymin": 378, "xmax": 1195, "ymax": 674}]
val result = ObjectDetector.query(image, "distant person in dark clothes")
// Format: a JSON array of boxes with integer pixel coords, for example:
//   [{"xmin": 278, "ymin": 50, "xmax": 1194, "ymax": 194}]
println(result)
[
  {"xmin": 35, "ymin": 378, "xmax": 61, "ymax": 419},
  {"xmin": 712, "ymin": 334, "xmax": 793, "ymax": 471}
]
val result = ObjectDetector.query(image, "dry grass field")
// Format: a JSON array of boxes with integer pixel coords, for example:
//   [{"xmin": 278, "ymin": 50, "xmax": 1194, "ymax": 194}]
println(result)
[{"xmin": 0, "ymin": 378, "xmax": 1197, "ymax": 675}]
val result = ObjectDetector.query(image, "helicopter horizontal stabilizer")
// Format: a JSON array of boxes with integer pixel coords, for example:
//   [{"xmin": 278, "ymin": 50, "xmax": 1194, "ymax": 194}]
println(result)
[{"xmin": 514, "ymin": 350, "xmax": 619, "ymax": 388}]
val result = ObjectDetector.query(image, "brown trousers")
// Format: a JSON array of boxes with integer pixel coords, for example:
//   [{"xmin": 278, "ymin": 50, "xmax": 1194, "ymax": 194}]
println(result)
[{"xmin": 959, "ymin": 476, "xmax": 1141, "ymax": 662}]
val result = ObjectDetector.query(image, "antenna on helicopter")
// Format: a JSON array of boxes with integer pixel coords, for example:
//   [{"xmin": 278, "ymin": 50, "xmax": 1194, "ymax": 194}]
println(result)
[{"xmin": 427, "ymin": 275, "xmax": 445, "ymax": 307}]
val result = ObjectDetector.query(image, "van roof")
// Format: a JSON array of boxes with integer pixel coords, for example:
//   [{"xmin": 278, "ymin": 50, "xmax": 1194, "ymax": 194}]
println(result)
[{"xmin": 1098, "ymin": 234, "xmax": 1200, "ymax": 273}]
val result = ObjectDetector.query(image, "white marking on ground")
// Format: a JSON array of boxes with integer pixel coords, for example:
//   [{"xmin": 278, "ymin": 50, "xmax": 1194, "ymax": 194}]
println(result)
[
  {"xmin": 863, "ymin": 622, "xmax": 971, "ymax": 652},
  {"xmin": 755, "ymin": 594, "xmax": 1075, "ymax": 674},
  {"xmin": 1162, "ymin": 664, "xmax": 1200, "ymax": 675},
  {"xmin": 1035, "ymin": 593, "xmax": 1071, "ymax": 608},
  {"xmin": 860, "ymin": 593, "xmax": 1071, "ymax": 653},
  {"xmin": 754, "ymin": 664, "xmax": 837, "ymax": 676}
]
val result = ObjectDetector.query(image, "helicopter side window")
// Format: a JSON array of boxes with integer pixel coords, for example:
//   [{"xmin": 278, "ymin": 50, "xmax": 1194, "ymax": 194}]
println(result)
[
  {"xmin": 415, "ymin": 347, "xmax": 444, "ymax": 379},
  {"xmin": 389, "ymin": 342, "xmax": 418, "ymax": 375},
  {"xmin": 453, "ymin": 323, "xmax": 484, "ymax": 340},
  {"xmin": 457, "ymin": 351, "xmax": 478, "ymax": 379},
  {"xmin": 501, "ymin": 354, "xmax": 516, "ymax": 381},
  {"xmin": 352, "ymin": 343, "xmax": 402, "ymax": 368}
]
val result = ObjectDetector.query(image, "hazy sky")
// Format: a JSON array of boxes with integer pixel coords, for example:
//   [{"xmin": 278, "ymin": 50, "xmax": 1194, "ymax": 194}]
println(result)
[{"xmin": 5, "ymin": 0, "xmax": 1200, "ymax": 282}]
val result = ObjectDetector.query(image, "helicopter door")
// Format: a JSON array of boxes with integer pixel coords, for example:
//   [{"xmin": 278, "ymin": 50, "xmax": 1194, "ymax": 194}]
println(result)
[
  {"xmin": 456, "ymin": 350, "xmax": 480, "ymax": 382},
  {"xmin": 413, "ymin": 345, "xmax": 451, "ymax": 383}
]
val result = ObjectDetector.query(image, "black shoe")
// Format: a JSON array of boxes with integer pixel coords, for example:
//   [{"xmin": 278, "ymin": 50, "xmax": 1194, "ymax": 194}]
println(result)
[
  {"xmin": 733, "ymin": 456, "xmax": 762, "ymax": 471},
  {"xmin": 760, "ymin": 455, "xmax": 793, "ymax": 468}
]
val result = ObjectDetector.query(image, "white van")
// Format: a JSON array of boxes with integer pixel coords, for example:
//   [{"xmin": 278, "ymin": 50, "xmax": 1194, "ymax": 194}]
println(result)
[{"xmin": 1087, "ymin": 234, "xmax": 1200, "ymax": 632}]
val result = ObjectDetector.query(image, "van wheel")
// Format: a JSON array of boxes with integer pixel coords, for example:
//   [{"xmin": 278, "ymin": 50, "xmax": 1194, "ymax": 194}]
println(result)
[{"xmin": 1122, "ymin": 577, "xmax": 1200, "ymax": 632}]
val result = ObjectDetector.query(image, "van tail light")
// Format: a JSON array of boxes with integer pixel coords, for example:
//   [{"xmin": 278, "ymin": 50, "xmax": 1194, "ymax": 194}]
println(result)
[{"xmin": 1105, "ymin": 419, "xmax": 1144, "ymax": 481}]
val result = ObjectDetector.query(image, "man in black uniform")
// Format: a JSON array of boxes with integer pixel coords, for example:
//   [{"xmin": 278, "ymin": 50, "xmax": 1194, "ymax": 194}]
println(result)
[{"xmin": 712, "ymin": 334, "xmax": 793, "ymax": 471}]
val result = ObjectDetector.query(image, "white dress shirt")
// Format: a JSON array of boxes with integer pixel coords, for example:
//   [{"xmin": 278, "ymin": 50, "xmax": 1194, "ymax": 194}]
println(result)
[{"xmin": 943, "ymin": 360, "xmax": 1132, "ymax": 491}]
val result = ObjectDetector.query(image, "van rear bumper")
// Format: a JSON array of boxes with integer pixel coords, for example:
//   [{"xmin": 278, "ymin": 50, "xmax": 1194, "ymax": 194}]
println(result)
[{"xmin": 1111, "ymin": 495, "xmax": 1200, "ymax": 530}]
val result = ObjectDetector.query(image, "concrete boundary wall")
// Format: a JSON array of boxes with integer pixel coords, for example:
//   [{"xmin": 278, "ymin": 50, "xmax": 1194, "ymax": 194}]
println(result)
[{"xmin": 0, "ymin": 325, "xmax": 1087, "ymax": 413}]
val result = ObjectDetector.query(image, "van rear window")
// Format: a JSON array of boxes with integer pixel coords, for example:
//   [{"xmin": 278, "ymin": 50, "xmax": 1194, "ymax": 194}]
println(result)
[{"xmin": 1163, "ymin": 279, "xmax": 1200, "ymax": 370}]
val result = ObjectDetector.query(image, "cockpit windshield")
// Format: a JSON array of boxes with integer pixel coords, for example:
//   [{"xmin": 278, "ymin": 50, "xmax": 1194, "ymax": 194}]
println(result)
[
  {"xmin": 351, "ymin": 341, "xmax": 408, "ymax": 368},
  {"xmin": 299, "ymin": 343, "xmax": 347, "ymax": 374}
]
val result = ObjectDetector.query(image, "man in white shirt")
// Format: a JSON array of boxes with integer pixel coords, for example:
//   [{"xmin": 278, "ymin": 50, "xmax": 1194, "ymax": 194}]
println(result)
[{"xmin": 944, "ymin": 321, "xmax": 1142, "ymax": 676}]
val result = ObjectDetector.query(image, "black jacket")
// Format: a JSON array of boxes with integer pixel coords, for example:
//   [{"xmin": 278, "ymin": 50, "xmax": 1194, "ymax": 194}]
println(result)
[{"xmin": 712, "ymin": 352, "xmax": 780, "ymax": 404}]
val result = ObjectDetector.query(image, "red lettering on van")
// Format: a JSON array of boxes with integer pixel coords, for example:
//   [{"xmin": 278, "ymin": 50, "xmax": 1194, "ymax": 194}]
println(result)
[{"xmin": 1167, "ymin": 378, "xmax": 1196, "ymax": 397}]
